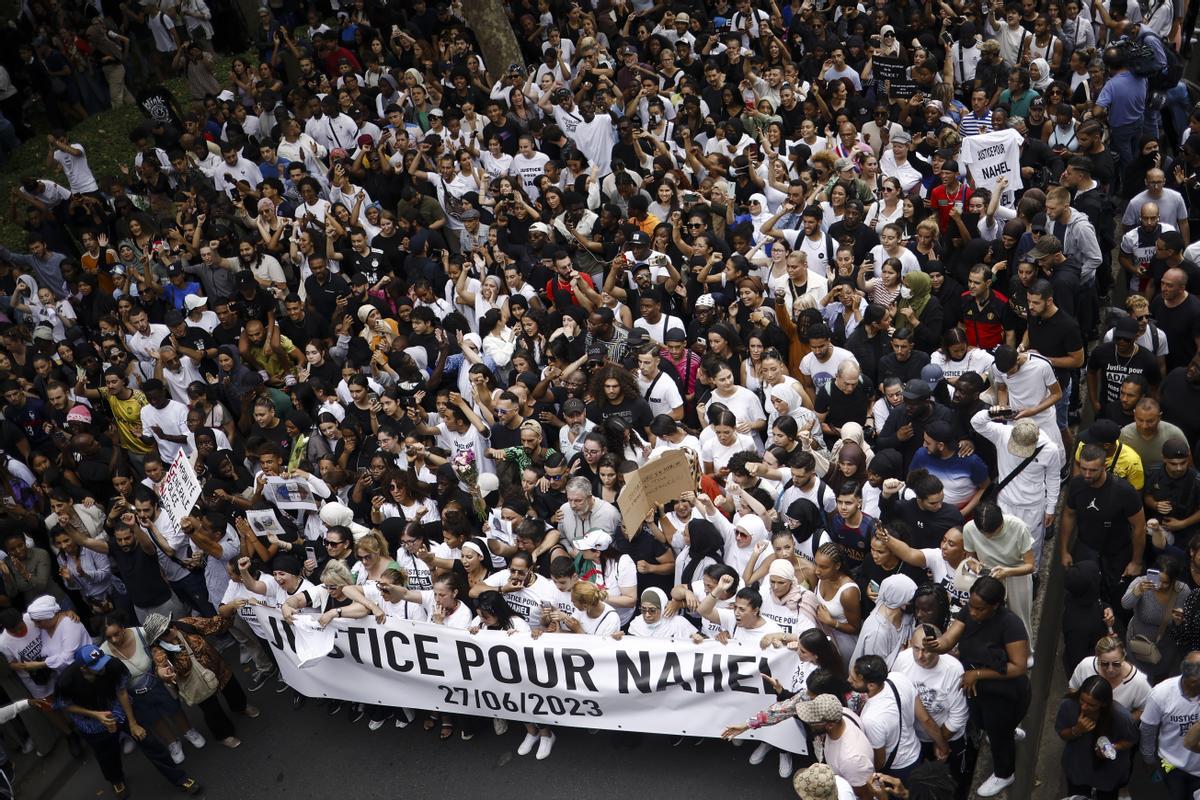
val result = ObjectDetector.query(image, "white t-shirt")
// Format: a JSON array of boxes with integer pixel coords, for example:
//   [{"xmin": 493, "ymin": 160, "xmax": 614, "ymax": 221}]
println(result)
[
  {"xmin": 799, "ymin": 347, "xmax": 858, "ymax": 397},
  {"xmin": 510, "ymin": 152, "xmax": 551, "ymax": 200},
  {"xmin": 1068, "ymin": 657, "xmax": 1152, "ymax": 713},
  {"xmin": 892, "ymin": 650, "xmax": 970, "ymax": 741},
  {"xmin": 0, "ymin": 617, "xmax": 51, "ymax": 698},
  {"xmin": 713, "ymin": 608, "xmax": 781, "ymax": 647},
  {"xmin": 419, "ymin": 592, "xmax": 473, "ymax": 629},
  {"xmin": 571, "ymin": 603, "xmax": 621, "ymax": 636},
  {"xmin": 598, "ymin": 555, "xmax": 639, "ymax": 626},
  {"xmin": 1141, "ymin": 675, "xmax": 1200, "ymax": 773},
  {"xmin": 637, "ymin": 370, "xmax": 683, "ymax": 419},
  {"xmin": 483, "ymin": 571, "xmax": 559, "ymax": 627},
  {"xmin": 54, "ymin": 144, "xmax": 98, "ymax": 194},
  {"xmin": 361, "ymin": 582, "xmax": 428, "ymax": 622},
  {"xmin": 859, "ymin": 672, "xmax": 923, "ymax": 770},
  {"xmin": 221, "ymin": 579, "xmax": 269, "ymax": 639},
  {"xmin": 139, "ymin": 399, "xmax": 191, "ymax": 463}
]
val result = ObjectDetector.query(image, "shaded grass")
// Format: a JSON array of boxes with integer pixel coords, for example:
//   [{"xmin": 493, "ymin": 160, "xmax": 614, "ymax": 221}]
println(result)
[{"xmin": 0, "ymin": 54, "xmax": 243, "ymax": 245}]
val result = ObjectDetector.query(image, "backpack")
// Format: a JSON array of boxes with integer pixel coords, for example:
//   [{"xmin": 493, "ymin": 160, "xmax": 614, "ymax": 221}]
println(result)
[{"xmin": 1122, "ymin": 33, "xmax": 1182, "ymax": 91}]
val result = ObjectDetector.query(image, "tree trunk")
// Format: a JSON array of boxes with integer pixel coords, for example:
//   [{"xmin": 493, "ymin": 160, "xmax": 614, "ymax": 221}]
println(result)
[{"xmin": 460, "ymin": 0, "xmax": 524, "ymax": 80}]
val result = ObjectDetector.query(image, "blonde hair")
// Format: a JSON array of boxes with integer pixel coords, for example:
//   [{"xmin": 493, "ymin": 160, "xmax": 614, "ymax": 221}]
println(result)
[
  {"xmin": 320, "ymin": 559, "xmax": 355, "ymax": 587},
  {"xmin": 380, "ymin": 567, "xmax": 409, "ymax": 587},
  {"xmin": 1125, "ymin": 294, "xmax": 1149, "ymax": 312},
  {"xmin": 916, "ymin": 218, "xmax": 941, "ymax": 238},
  {"xmin": 571, "ymin": 581, "xmax": 608, "ymax": 608},
  {"xmin": 1094, "ymin": 635, "xmax": 1125, "ymax": 656},
  {"xmin": 355, "ymin": 531, "xmax": 389, "ymax": 558}
]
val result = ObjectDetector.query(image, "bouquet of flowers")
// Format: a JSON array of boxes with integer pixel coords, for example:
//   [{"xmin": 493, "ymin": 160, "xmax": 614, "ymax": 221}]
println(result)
[{"xmin": 450, "ymin": 450, "xmax": 486, "ymax": 519}]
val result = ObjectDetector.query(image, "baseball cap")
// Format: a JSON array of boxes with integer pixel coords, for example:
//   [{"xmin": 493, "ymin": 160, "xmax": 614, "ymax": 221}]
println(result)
[
  {"xmin": 664, "ymin": 327, "xmax": 687, "ymax": 343},
  {"xmin": 184, "ymin": 294, "xmax": 207, "ymax": 311},
  {"xmin": 164, "ymin": 309, "xmax": 185, "ymax": 327},
  {"xmin": 880, "ymin": 24, "xmax": 896, "ymax": 35},
  {"xmin": 1027, "ymin": 234, "xmax": 1063, "ymax": 261},
  {"xmin": 428, "ymin": 107, "xmax": 444, "ymax": 117},
  {"xmin": 901, "ymin": 378, "xmax": 931, "ymax": 401},
  {"xmin": 1081, "ymin": 418, "xmax": 1121, "ymax": 445},
  {"xmin": 1030, "ymin": 212, "xmax": 1049, "ymax": 234},
  {"xmin": 925, "ymin": 420, "xmax": 956, "ymax": 445},
  {"xmin": 357, "ymin": 134, "xmax": 373, "ymax": 146},
  {"xmin": 1008, "ymin": 420, "xmax": 1039, "ymax": 458},
  {"xmin": 577, "ymin": 530, "xmax": 612, "ymax": 552},
  {"xmin": 1164, "ymin": 438, "xmax": 1191, "ymax": 459},
  {"xmin": 529, "ymin": 222, "xmax": 552, "ymax": 235},
  {"xmin": 76, "ymin": 643, "xmax": 111, "ymax": 673},
  {"xmin": 1113, "ymin": 316, "xmax": 1138, "ymax": 340},
  {"xmin": 992, "ymin": 345, "xmax": 1019, "ymax": 374},
  {"xmin": 941, "ymin": 159, "xmax": 959, "ymax": 173},
  {"xmin": 628, "ymin": 231, "xmax": 651, "ymax": 247},
  {"xmin": 795, "ymin": 694, "xmax": 844, "ymax": 724},
  {"xmin": 562, "ymin": 398, "xmax": 585, "ymax": 415},
  {"xmin": 674, "ymin": 12, "xmax": 690, "ymax": 23},
  {"xmin": 921, "ymin": 363, "xmax": 944, "ymax": 389}
]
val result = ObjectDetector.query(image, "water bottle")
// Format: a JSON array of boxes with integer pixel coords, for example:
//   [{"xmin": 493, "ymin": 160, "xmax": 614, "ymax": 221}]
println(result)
[{"xmin": 1096, "ymin": 735, "xmax": 1117, "ymax": 760}]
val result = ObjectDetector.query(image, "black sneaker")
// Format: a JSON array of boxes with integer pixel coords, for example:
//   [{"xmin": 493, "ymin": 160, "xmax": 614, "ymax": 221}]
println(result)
[
  {"xmin": 274, "ymin": 679, "xmax": 289, "ymax": 694},
  {"xmin": 246, "ymin": 669, "xmax": 275, "ymax": 693},
  {"xmin": 327, "ymin": 700, "xmax": 344, "ymax": 716},
  {"xmin": 348, "ymin": 703, "xmax": 364, "ymax": 723},
  {"xmin": 292, "ymin": 693, "xmax": 306, "ymax": 710}
]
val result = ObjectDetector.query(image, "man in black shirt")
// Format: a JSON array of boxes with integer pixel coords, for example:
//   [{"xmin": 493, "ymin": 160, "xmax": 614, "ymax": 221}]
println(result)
[
  {"xmin": 1151, "ymin": 267, "xmax": 1200, "ymax": 372},
  {"xmin": 1087, "ymin": 316, "xmax": 1160, "ymax": 414},
  {"xmin": 1060, "ymin": 443, "xmax": 1145, "ymax": 609},
  {"xmin": 1023, "ymin": 277, "xmax": 1084, "ymax": 454},
  {"xmin": 279, "ymin": 295, "xmax": 326, "ymax": 350},
  {"xmin": 876, "ymin": 379, "xmax": 955, "ymax": 470},
  {"xmin": 844, "ymin": 304, "xmax": 891, "ymax": 388},
  {"xmin": 876, "ymin": 328, "xmax": 930, "ymax": 391},
  {"xmin": 303, "ymin": 255, "xmax": 352, "ymax": 325},
  {"xmin": 56, "ymin": 644, "xmax": 202, "ymax": 797},
  {"xmin": 1160, "ymin": 353, "xmax": 1200, "ymax": 446},
  {"xmin": 814, "ymin": 359, "xmax": 872, "ymax": 446}
]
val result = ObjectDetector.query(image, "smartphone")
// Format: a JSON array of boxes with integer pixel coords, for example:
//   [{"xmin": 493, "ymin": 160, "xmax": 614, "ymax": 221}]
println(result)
[
  {"xmin": 305, "ymin": 546, "xmax": 317, "ymax": 563},
  {"xmin": 1146, "ymin": 569, "xmax": 1161, "ymax": 581}
]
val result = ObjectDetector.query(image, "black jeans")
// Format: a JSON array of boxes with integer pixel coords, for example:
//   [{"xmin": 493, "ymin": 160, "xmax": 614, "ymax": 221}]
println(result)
[
  {"xmin": 922, "ymin": 737, "xmax": 973, "ymax": 800},
  {"xmin": 169, "ymin": 572, "xmax": 217, "ymax": 617},
  {"xmin": 1164, "ymin": 767, "xmax": 1200, "ymax": 800},
  {"xmin": 968, "ymin": 676, "xmax": 1031, "ymax": 780},
  {"xmin": 82, "ymin": 719, "xmax": 186, "ymax": 786},
  {"xmin": 195, "ymin": 679, "xmax": 247, "ymax": 740}
]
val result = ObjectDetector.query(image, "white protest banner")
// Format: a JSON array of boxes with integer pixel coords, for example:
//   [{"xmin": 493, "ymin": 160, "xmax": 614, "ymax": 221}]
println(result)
[
  {"xmin": 959, "ymin": 128, "xmax": 1025, "ymax": 205},
  {"xmin": 159, "ymin": 452, "xmax": 202, "ymax": 524},
  {"xmin": 254, "ymin": 607, "xmax": 809, "ymax": 754}
]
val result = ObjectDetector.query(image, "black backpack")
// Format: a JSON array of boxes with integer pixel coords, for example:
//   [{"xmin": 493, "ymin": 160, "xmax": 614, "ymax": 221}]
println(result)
[{"xmin": 1122, "ymin": 34, "xmax": 1183, "ymax": 91}]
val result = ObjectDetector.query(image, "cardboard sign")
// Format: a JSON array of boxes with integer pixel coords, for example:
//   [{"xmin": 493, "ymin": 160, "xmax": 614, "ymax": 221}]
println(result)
[
  {"xmin": 617, "ymin": 450, "xmax": 698, "ymax": 534},
  {"xmin": 159, "ymin": 452, "xmax": 202, "ymax": 524}
]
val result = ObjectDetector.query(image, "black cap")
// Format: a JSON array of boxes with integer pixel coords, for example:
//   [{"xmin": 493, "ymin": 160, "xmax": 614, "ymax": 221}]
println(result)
[
  {"xmin": 664, "ymin": 327, "xmax": 686, "ymax": 343},
  {"xmin": 1164, "ymin": 438, "xmax": 1191, "ymax": 459},
  {"xmin": 1113, "ymin": 316, "xmax": 1138, "ymax": 340},
  {"xmin": 629, "ymin": 231, "xmax": 651, "ymax": 247},
  {"xmin": 925, "ymin": 420, "xmax": 956, "ymax": 444},
  {"xmin": 164, "ymin": 309, "xmax": 185, "ymax": 327},
  {"xmin": 992, "ymin": 345, "xmax": 1019, "ymax": 373},
  {"xmin": 901, "ymin": 379, "xmax": 932, "ymax": 401}
]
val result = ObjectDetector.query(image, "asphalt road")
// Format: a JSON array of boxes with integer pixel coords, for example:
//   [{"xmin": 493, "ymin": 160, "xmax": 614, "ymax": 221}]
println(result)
[{"xmin": 50, "ymin": 659, "xmax": 807, "ymax": 799}]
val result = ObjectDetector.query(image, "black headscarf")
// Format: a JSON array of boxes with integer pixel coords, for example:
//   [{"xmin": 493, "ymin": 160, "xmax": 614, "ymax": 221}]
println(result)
[{"xmin": 681, "ymin": 519, "xmax": 725, "ymax": 585}]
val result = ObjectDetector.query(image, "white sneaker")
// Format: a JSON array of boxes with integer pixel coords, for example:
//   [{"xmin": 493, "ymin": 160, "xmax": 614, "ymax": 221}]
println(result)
[
  {"xmin": 748, "ymin": 742, "xmax": 770, "ymax": 765},
  {"xmin": 367, "ymin": 718, "xmax": 388, "ymax": 731},
  {"xmin": 182, "ymin": 729, "xmax": 206, "ymax": 749},
  {"xmin": 493, "ymin": 718, "xmax": 508, "ymax": 736},
  {"xmin": 1014, "ymin": 726, "xmax": 1026, "ymax": 742},
  {"xmin": 778, "ymin": 751, "xmax": 793, "ymax": 779},
  {"xmin": 220, "ymin": 736, "xmax": 241, "ymax": 749},
  {"xmin": 167, "ymin": 740, "xmax": 184, "ymax": 765},
  {"xmin": 517, "ymin": 733, "xmax": 538, "ymax": 756},
  {"xmin": 120, "ymin": 734, "xmax": 135, "ymax": 755},
  {"xmin": 976, "ymin": 774, "xmax": 1015, "ymax": 797},
  {"xmin": 535, "ymin": 732, "xmax": 556, "ymax": 760}
]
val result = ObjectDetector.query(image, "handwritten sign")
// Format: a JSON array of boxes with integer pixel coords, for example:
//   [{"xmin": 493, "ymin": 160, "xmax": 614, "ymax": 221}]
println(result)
[
  {"xmin": 617, "ymin": 450, "xmax": 698, "ymax": 534},
  {"xmin": 160, "ymin": 452, "xmax": 202, "ymax": 524}
]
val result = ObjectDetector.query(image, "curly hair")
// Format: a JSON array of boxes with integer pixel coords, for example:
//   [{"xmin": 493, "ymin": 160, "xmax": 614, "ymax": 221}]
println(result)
[{"xmin": 588, "ymin": 363, "xmax": 640, "ymax": 408}]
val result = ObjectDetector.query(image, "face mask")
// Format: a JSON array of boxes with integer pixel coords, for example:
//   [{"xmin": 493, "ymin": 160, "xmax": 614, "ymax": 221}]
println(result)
[
  {"xmin": 899, "ymin": 286, "xmax": 914, "ymax": 299},
  {"xmin": 158, "ymin": 641, "xmax": 182, "ymax": 653}
]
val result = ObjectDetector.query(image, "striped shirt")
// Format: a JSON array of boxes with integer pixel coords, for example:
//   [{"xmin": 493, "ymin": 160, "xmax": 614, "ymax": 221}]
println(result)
[{"xmin": 958, "ymin": 110, "xmax": 993, "ymax": 138}]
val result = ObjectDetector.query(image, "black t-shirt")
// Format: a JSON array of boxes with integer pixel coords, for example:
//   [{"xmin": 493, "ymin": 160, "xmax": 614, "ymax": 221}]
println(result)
[
  {"xmin": 1086, "ymin": 341, "xmax": 1161, "ymax": 404},
  {"xmin": 1160, "ymin": 368, "xmax": 1200, "ymax": 444},
  {"xmin": 1066, "ymin": 474, "xmax": 1142, "ymax": 571},
  {"xmin": 1150, "ymin": 294, "xmax": 1200, "ymax": 372},
  {"xmin": 250, "ymin": 420, "xmax": 293, "ymax": 454},
  {"xmin": 489, "ymin": 420, "xmax": 524, "ymax": 451},
  {"xmin": 877, "ymin": 350, "xmax": 932, "ymax": 389},
  {"xmin": 625, "ymin": 528, "xmax": 672, "ymax": 595},
  {"xmin": 109, "ymin": 544, "xmax": 173, "ymax": 607},
  {"xmin": 279, "ymin": 313, "xmax": 326, "ymax": 353},
  {"xmin": 1026, "ymin": 308, "xmax": 1083, "ymax": 384},
  {"xmin": 586, "ymin": 396, "xmax": 654, "ymax": 436},
  {"xmin": 954, "ymin": 606, "xmax": 1028, "ymax": 674},
  {"xmin": 814, "ymin": 380, "xmax": 873, "ymax": 437}
]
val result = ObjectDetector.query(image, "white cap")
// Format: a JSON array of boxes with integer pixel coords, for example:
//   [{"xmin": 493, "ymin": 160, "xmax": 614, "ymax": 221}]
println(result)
[
  {"xmin": 577, "ymin": 530, "xmax": 613, "ymax": 552},
  {"xmin": 184, "ymin": 295, "xmax": 207, "ymax": 311}
]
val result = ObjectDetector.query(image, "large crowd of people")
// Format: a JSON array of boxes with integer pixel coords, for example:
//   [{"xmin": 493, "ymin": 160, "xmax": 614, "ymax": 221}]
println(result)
[{"xmin": 0, "ymin": 0, "xmax": 1199, "ymax": 798}]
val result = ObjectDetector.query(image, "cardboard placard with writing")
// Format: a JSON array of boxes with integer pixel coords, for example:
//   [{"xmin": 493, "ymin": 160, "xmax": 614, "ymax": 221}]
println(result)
[{"xmin": 617, "ymin": 450, "xmax": 697, "ymax": 534}]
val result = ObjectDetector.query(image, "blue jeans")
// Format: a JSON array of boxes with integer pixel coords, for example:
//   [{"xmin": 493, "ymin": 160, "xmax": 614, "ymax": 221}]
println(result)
[{"xmin": 1109, "ymin": 121, "xmax": 1143, "ymax": 183}]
